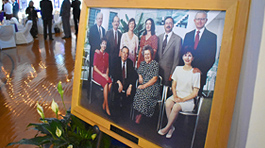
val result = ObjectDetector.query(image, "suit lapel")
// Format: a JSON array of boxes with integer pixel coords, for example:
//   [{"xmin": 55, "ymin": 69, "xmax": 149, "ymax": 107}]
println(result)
[{"xmin": 163, "ymin": 33, "xmax": 175, "ymax": 54}]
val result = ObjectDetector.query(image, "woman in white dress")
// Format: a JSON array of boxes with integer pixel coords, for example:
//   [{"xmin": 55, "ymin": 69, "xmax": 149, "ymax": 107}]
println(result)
[
  {"xmin": 120, "ymin": 18, "xmax": 139, "ymax": 66},
  {"xmin": 158, "ymin": 46, "xmax": 201, "ymax": 138}
]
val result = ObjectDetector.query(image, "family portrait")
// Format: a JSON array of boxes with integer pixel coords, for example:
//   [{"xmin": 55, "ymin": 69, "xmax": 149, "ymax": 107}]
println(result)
[{"xmin": 79, "ymin": 8, "xmax": 226, "ymax": 148}]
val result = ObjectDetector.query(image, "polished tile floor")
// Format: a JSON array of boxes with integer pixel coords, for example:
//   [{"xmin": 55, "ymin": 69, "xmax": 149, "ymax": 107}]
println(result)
[{"xmin": 0, "ymin": 32, "xmax": 75, "ymax": 148}]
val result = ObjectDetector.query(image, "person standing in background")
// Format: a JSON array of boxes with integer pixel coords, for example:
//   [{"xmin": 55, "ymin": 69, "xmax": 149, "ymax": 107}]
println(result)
[
  {"xmin": 12, "ymin": 0, "xmax": 19, "ymax": 20},
  {"xmin": 26, "ymin": 1, "xmax": 38, "ymax": 38},
  {"xmin": 71, "ymin": 0, "xmax": 80, "ymax": 35},
  {"xmin": 40, "ymin": 0, "xmax": 53, "ymax": 40},
  {"xmin": 3, "ymin": 0, "xmax": 12, "ymax": 20},
  {"xmin": 60, "ymin": 0, "xmax": 71, "ymax": 39}
]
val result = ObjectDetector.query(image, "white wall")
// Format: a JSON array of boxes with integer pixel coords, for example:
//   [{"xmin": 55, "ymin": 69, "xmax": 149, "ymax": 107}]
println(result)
[{"xmin": 228, "ymin": 0, "xmax": 265, "ymax": 147}]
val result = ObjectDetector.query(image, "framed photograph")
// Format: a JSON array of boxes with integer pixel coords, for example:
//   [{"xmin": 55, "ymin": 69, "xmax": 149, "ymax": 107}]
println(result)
[{"xmin": 71, "ymin": 0, "xmax": 250, "ymax": 147}]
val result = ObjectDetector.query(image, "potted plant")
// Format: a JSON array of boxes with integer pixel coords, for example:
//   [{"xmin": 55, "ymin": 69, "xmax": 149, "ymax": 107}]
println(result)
[{"xmin": 7, "ymin": 81, "xmax": 99, "ymax": 148}]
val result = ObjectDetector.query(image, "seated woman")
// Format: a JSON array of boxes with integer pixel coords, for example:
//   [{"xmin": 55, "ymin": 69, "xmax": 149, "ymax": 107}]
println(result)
[
  {"xmin": 93, "ymin": 38, "xmax": 112, "ymax": 116},
  {"xmin": 158, "ymin": 47, "xmax": 200, "ymax": 138},
  {"xmin": 133, "ymin": 45, "xmax": 160, "ymax": 124}
]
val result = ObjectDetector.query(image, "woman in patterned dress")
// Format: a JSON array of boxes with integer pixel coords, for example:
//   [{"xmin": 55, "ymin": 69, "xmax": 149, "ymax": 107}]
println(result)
[
  {"xmin": 120, "ymin": 18, "xmax": 139, "ymax": 66},
  {"xmin": 137, "ymin": 18, "xmax": 158, "ymax": 68},
  {"xmin": 133, "ymin": 45, "xmax": 160, "ymax": 124},
  {"xmin": 158, "ymin": 47, "xmax": 200, "ymax": 138},
  {"xmin": 93, "ymin": 38, "xmax": 112, "ymax": 116}
]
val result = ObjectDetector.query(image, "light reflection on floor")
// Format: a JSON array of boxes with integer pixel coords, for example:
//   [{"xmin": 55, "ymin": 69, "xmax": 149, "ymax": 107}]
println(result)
[{"xmin": 0, "ymin": 33, "xmax": 75, "ymax": 148}]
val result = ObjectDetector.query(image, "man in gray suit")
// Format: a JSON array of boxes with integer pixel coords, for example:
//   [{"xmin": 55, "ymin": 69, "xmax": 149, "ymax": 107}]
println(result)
[{"xmin": 156, "ymin": 16, "xmax": 182, "ymax": 86}]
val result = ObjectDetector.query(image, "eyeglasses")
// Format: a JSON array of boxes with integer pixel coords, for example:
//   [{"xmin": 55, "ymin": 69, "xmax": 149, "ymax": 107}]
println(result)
[{"xmin": 195, "ymin": 18, "xmax": 207, "ymax": 21}]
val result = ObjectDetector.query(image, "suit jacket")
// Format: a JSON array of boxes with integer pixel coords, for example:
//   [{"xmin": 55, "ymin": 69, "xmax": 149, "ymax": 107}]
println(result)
[
  {"xmin": 40, "ymin": 0, "xmax": 53, "ymax": 20},
  {"xmin": 71, "ymin": 0, "xmax": 80, "ymax": 16},
  {"xmin": 182, "ymin": 28, "xmax": 217, "ymax": 86},
  {"xmin": 88, "ymin": 24, "xmax": 106, "ymax": 53},
  {"xmin": 156, "ymin": 32, "xmax": 182, "ymax": 86},
  {"xmin": 112, "ymin": 57, "xmax": 138, "ymax": 94},
  {"xmin": 105, "ymin": 29, "xmax": 122, "ymax": 63},
  {"xmin": 60, "ymin": 0, "xmax": 71, "ymax": 18}
]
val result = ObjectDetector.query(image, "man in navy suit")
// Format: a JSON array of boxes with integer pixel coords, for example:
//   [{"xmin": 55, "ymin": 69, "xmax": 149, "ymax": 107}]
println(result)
[
  {"xmin": 182, "ymin": 11, "xmax": 217, "ymax": 96},
  {"xmin": 105, "ymin": 15, "xmax": 122, "ymax": 77},
  {"xmin": 88, "ymin": 12, "xmax": 105, "ymax": 66}
]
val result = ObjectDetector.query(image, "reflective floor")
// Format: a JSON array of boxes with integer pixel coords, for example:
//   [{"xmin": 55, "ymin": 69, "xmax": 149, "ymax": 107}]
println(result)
[{"xmin": 0, "ymin": 32, "xmax": 76, "ymax": 148}]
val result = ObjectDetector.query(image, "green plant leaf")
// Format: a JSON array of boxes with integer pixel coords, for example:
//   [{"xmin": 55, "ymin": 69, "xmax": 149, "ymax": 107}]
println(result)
[
  {"xmin": 7, "ymin": 136, "xmax": 52, "ymax": 146},
  {"xmin": 125, "ymin": 14, "xmax": 129, "ymax": 22}
]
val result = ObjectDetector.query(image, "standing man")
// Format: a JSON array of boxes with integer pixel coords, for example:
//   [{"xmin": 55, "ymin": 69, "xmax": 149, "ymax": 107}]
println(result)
[
  {"xmin": 60, "ymin": 0, "xmax": 71, "ymax": 39},
  {"xmin": 105, "ymin": 15, "xmax": 122, "ymax": 77},
  {"xmin": 71, "ymin": 0, "xmax": 80, "ymax": 35},
  {"xmin": 111, "ymin": 46, "xmax": 138, "ymax": 117},
  {"xmin": 88, "ymin": 12, "xmax": 105, "ymax": 66},
  {"xmin": 40, "ymin": 0, "xmax": 53, "ymax": 40},
  {"xmin": 156, "ymin": 16, "xmax": 182, "ymax": 86},
  {"xmin": 12, "ymin": 0, "xmax": 19, "ymax": 20},
  {"xmin": 182, "ymin": 11, "xmax": 217, "ymax": 96},
  {"xmin": 3, "ymin": 0, "xmax": 12, "ymax": 20}
]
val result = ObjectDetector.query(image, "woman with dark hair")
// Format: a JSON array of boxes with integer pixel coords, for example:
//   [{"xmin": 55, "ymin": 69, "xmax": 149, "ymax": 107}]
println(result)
[
  {"xmin": 158, "ymin": 46, "xmax": 200, "ymax": 138},
  {"xmin": 137, "ymin": 18, "xmax": 158, "ymax": 68},
  {"xmin": 26, "ymin": 1, "xmax": 38, "ymax": 38},
  {"xmin": 93, "ymin": 38, "xmax": 112, "ymax": 116},
  {"xmin": 133, "ymin": 45, "xmax": 160, "ymax": 124},
  {"xmin": 120, "ymin": 18, "xmax": 139, "ymax": 66}
]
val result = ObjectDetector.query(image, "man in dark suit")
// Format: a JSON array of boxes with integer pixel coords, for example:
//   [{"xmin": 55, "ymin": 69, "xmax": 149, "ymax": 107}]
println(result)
[
  {"xmin": 60, "ymin": 0, "xmax": 71, "ymax": 39},
  {"xmin": 156, "ymin": 16, "xmax": 182, "ymax": 86},
  {"xmin": 182, "ymin": 11, "xmax": 217, "ymax": 96},
  {"xmin": 71, "ymin": 0, "xmax": 80, "ymax": 35},
  {"xmin": 40, "ymin": 0, "xmax": 53, "ymax": 40},
  {"xmin": 88, "ymin": 12, "xmax": 105, "ymax": 66},
  {"xmin": 111, "ymin": 46, "xmax": 138, "ymax": 117},
  {"xmin": 105, "ymin": 15, "xmax": 122, "ymax": 77}
]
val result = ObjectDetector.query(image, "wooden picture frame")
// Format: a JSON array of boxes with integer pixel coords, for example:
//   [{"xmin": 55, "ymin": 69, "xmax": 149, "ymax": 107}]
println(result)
[{"xmin": 71, "ymin": 0, "xmax": 250, "ymax": 147}]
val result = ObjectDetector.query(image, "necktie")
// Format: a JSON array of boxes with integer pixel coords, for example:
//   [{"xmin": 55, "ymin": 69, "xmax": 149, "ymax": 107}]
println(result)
[
  {"xmin": 114, "ymin": 31, "xmax": 117, "ymax": 46},
  {"xmin": 99, "ymin": 27, "xmax": 102, "ymax": 39},
  {"xmin": 162, "ymin": 34, "xmax": 168, "ymax": 53},
  {"xmin": 122, "ymin": 62, "xmax": 125, "ymax": 84},
  {"xmin": 194, "ymin": 31, "xmax": 200, "ymax": 49}
]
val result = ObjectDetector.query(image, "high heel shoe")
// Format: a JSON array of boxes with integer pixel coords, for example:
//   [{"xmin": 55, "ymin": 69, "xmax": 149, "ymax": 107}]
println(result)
[
  {"xmin": 166, "ymin": 126, "xmax": 175, "ymax": 138},
  {"xmin": 158, "ymin": 129, "xmax": 167, "ymax": 136}
]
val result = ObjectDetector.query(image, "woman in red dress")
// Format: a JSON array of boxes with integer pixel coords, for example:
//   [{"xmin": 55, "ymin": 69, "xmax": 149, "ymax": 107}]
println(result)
[
  {"xmin": 137, "ymin": 18, "xmax": 158, "ymax": 68},
  {"xmin": 93, "ymin": 38, "xmax": 112, "ymax": 116}
]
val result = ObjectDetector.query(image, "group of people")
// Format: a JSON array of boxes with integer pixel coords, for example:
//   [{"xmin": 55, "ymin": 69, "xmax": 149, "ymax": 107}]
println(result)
[
  {"xmin": 88, "ymin": 11, "xmax": 217, "ymax": 138},
  {"xmin": 1, "ymin": 0, "xmax": 19, "ymax": 20},
  {"xmin": 40, "ymin": 0, "xmax": 80, "ymax": 40}
]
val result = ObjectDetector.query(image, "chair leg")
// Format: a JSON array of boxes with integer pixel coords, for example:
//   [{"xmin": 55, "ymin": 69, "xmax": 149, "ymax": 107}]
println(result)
[
  {"xmin": 89, "ymin": 79, "xmax": 93, "ymax": 104},
  {"xmin": 190, "ymin": 113, "xmax": 200, "ymax": 148},
  {"xmin": 157, "ymin": 86, "xmax": 168, "ymax": 131},
  {"xmin": 130, "ymin": 104, "xmax": 135, "ymax": 120}
]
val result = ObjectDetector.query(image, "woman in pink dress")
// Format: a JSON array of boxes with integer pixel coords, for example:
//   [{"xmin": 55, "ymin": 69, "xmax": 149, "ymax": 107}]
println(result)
[
  {"xmin": 120, "ymin": 18, "xmax": 139, "ymax": 66},
  {"xmin": 137, "ymin": 18, "xmax": 158, "ymax": 68},
  {"xmin": 93, "ymin": 38, "xmax": 112, "ymax": 116}
]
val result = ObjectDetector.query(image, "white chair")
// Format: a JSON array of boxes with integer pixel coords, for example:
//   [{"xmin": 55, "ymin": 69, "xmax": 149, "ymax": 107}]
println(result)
[
  {"xmin": 0, "ymin": 25, "xmax": 16, "ymax": 49},
  {"xmin": 15, "ymin": 20, "xmax": 33, "ymax": 45},
  {"xmin": 52, "ymin": 16, "xmax": 63, "ymax": 33},
  {"xmin": 10, "ymin": 17, "xmax": 24, "ymax": 31}
]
